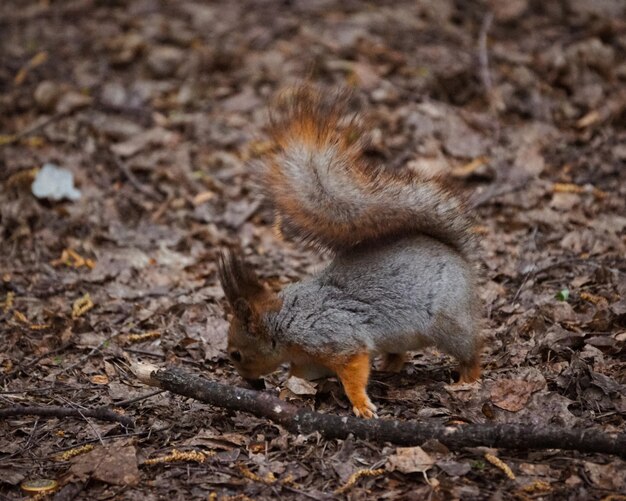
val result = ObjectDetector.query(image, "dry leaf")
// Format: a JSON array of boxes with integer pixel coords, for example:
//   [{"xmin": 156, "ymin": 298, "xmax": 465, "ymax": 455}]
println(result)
[
  {"xmin": 491, "ymin": 379, "xmax": 542, "ymax": 412},
  {"xmin": 584, "ymin": 461, "xmax": 626, "ymax": 491},
  {"xmin": 284, "ymin": 376, "xmax": 317, "ymax": 396},
  {"xmin": 386, "ymin": 447, "xmax": 434, "ymax": 474},
  {"xmin": 67, "ymin": 443, "xmax": 139, "ymax": 486}
]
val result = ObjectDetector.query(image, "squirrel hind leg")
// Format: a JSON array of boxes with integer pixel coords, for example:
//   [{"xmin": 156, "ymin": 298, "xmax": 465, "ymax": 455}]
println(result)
[
  {"xmin": 380, "ymin": 352, "xmax": 408, "ymax": 373},
  {"xmin": 457, "ymin": 333, "xmax": 483, "ymax": 383},
  {"xmin": 458, "ymin": 355, "xmax": 481, "ymax": 383},
  {"xmin": 430, "ymin": 312, "xmax": 482, "ymax": 383}
]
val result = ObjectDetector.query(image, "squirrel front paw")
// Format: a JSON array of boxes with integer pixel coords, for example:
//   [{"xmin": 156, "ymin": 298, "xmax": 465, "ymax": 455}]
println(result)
[
  {"xmin": 329, "ymin": 352, "xmax": 377, "ymax": 418},
  {"xmin": 352, "ymin": 396, "xmax": 378, "ymax": 419}
]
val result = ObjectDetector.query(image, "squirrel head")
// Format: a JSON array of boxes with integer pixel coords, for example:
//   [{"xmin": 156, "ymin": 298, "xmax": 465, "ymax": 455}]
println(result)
[{"xmin": 217, "ymin": 248, "xmax": 284, "ymax": 380}]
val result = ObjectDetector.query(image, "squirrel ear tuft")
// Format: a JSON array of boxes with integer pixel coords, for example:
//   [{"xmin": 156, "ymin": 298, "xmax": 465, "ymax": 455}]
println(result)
[
  {"xmin": 217, "ymin": 246, "xmax": 282, "ymax": 331},
  {"xmin": 217, "ymin": 247, "xmax": 265, "ymax": 306},
  {"xmin": 233, "ymin": 297, "xmax": 253, "ymax": 325}
]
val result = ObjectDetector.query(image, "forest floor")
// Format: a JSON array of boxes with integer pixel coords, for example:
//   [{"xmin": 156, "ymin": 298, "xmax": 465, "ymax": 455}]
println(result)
[{"xmin": 1, "ymin": 0, "xmax": 625, "ymax": 499}]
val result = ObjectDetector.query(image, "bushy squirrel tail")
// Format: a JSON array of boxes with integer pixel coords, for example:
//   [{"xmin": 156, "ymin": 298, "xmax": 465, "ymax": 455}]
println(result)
[{"xmin": 263, "ymin": 86, "xmax": 476, "ymax": 259}]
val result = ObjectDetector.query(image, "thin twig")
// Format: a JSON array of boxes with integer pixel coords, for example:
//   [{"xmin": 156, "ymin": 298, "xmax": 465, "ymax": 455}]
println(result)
[
  {"xmin": 469, "ymin": 177, "xmax": 527, "ymax": 208},
  {"xmin": 22, "ymin": 418, "xmax": 40, "ymax": 453},
  {"xmin": 114, "ymin": 389, "xmax": 165, "ymax": 408},
  {"xmin": 0, "ymin": 0, "xmax": 94, "ymax": 24},
  {"xmin": 75, "ymin": 406, "xmax": 105, "ymax": 446},
  {"xmin": 52, "ymin": 427, "xmax": 167, "ymax": 456},
  {"xmin": 59, "ymin": 333, "xmax": 118, "ymax": 375},
  {"xmin": 477, "ymin": 11, "xmax": 503, "ymax": 132},
  {"xmin": 511, "ymin": 227, "xmax": 539, "ymax": 303},
  {"xmin": 478, "ymin": 12, "xmax": 494, "ymax": 103},
  {"xmin": 0, "ymin": 342, "xmax": 74, "ymax": 384},
  {"xmin": 109, "ymin": 149, "xmax": 164, "ymax": 202},
  {"xmin": 124, "ymin": 348, "xmax": 166, "ymax": 359},
  {"xmin": 0, "ymin": 111, "xmax": 68, "ymax": 147},
  {"xmin": 0, "ymin": 405, "xmax": 134, "ymax": 428},
  {"xmin": 0, "ymin": 384, "xmax": 108, "ymax": 395}
]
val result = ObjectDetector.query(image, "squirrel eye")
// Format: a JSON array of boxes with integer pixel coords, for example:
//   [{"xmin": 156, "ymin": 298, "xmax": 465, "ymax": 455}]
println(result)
[{"xmin": 230, "ymin": 351, "xmax": 242, "ymax": 362}]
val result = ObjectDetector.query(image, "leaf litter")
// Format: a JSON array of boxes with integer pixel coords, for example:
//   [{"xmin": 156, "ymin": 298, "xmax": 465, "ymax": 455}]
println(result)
[{"xmin": 1, "ymin": 0, "xmax": 625, "ymax": 499}]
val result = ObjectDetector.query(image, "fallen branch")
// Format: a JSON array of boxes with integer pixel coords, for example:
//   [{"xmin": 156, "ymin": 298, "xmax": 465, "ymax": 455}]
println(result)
[
  {"xmin": 0, "ymin": 405, "xmax": 134, "ymax": 428},
  {"xmin": 133, "ymin": 363, "xmax": 626, "ymax": 458}
]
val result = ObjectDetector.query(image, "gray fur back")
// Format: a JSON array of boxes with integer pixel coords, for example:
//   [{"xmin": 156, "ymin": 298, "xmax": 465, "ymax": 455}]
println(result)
[{"xmin": 267, "ymin": 235, "xmax": 479, "ymax": 361}]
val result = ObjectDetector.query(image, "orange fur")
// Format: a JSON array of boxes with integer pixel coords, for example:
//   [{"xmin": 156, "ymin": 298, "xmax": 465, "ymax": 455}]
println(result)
[
  {"xmin": 324, "ymin": 352, "xmax": 376, "ymax": 418},
  {"xmin": 285, "ymin": 346, "xmax": 376, "ymax": 417},
  {"xmin": 263, "ymin": 85, "xmax": 476, "ymax": 258},
  {"xmin": 458, "ymin": 358, "xmax": 481, "ymax": 383},
  {"xmin": 458, "ymin": 337, "xmax": 483, "ymax": 383},
  {"xmin": 381, "ymin": 352, "xmax": 408, "ymax": 373}
]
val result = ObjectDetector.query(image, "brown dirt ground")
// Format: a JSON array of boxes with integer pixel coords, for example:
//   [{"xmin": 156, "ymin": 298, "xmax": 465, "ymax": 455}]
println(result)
[{"xmin": 1, "ymin": 0, "xmax": 625, "ymax": 499}]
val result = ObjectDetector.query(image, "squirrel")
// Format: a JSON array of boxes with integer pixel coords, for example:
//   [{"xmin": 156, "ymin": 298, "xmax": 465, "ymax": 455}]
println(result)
[{"xmin": 217, "ymin": 86, "xmax": 482, "ymax": 418}]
